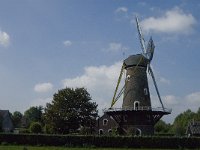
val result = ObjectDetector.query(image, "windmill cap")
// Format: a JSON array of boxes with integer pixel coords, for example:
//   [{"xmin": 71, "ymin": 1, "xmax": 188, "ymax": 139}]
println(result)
[{"xmin": 124, "ymin": 54, "xmax": 148, "ymax": 68}]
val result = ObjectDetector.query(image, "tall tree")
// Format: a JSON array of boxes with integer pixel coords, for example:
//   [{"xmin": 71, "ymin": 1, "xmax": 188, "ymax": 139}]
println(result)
[
  {"xmin": 154, "ymin": 120, "xmax": 171, "ymax": 134},
  {"xmin": 43, "ymin": 87, "xmax": 98, "ymax": 134},
  {"xmin": 24, "ymin": 106, "xmax": 43, "ymax": 126},
  {"xmin": 171, "ymin": 109, "xmax": 196, "ymax": 135},
  {"xmin": 12, "ymin": 111, "xmax": 23, "ymax": 128}
]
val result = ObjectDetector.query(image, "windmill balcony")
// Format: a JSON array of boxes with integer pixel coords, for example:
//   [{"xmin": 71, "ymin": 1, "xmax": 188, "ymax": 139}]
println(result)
[{"xmin": 104, "ymin": 106, "xmax": 172, "ymax": 114}]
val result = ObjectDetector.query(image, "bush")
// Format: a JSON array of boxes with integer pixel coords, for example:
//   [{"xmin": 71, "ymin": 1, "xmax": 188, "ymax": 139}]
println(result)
[
  {"xmin": 0, "ymin": 134, "xmax": 200, "ymax": 148},
  {"xmin": 19, "ymin": 128, "xmax": 30, "ymax": 134},
  {"xmin": 29, "ymin": 122, "xmax": 42, "ymax": 134},
  {"xmin": 43, "ymin": 124, "xmax": 54, "ymax": 134}
]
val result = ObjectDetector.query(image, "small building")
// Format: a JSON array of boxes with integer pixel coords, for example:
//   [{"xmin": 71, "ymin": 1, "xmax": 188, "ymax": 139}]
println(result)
[
  {"xmin": 186, "ymin": 120, "xmax": 200, "ymax": 136},
  {"xmin": 96, "ymin": 113, "xmax": 117, "ymax": 135},
  {"xmin": 0, "ymin": 110, "xmax": 14, "ymax": 132}
]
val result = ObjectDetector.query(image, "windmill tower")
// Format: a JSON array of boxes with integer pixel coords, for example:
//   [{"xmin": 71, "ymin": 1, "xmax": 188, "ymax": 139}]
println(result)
[{"xmin": 105, "ymin": 17, "xmax": 171, "ymax": 135}]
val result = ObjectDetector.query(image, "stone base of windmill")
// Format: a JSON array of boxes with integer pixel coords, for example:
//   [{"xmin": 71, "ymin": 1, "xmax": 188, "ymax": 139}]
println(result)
[{"xmin": 105, "ymin": 107, "xmax": 171, "ymax": 136}]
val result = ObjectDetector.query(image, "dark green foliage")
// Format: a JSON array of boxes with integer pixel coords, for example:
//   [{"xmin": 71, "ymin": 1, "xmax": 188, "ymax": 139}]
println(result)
[
  {"xmin": 154, "ymin": 120, "xmax": 171, "ymax": 134},
  {"xmin": 0, "ymin": 116, "xmax": 3, "ymax": 132},
  {"xmin": 24, "ymin": 106, "xmax": 43, "ymax": 127},
  {"xmin": 127, "ymin": 127, "xmax": 140, "ymax": 136},
  {"xmin": 29, "ymin": 122, "xmax": 42, "ymax": 134},
  {"xmin": 11, "ymin": 111, "xmax": 23, "ymax": 128},
  {"xmin": 43, "ymin": 87, "xmax": 98, "ymax": 134},
  {"xmin": 43, "ymin": 124, "xmax": 54, "ymax": 134},
  {"xmin": 18, "ymin": 128, "xmax": 30, "ymax": 134},
  {"xmin": 111, "ymin": 126, "xmax": 124, "ymax": 135},
  {"xmin": 0, "ymin": 134, "xmax": 200, "ymax": 148},
  {"xmin": 79, "ymin": 126, "xmax": 95, "ymax": 135},
  {"xmin": 171, "ymin": 109, "xmax": 196, "ymax": 135}
]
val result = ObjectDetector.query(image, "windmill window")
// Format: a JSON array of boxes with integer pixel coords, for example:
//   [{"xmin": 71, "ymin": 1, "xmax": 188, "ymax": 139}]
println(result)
[
  {"xmin": 134, "ymin": 101, "xmax": 140, "ymax": 110},
  {"xmin": 144, "ymin": 88, "xmax": 148, "ymax": 95},
  {"xmin": 99, "ymin": 129, "xmax": 103, "ymax": 135},
  {"xmin": 103, "ymin": 119, "xmax": 108, "ymax": 126},
  {"xmin": 126, "ymin": 75, "xmax": 131, "ymax": 81}
]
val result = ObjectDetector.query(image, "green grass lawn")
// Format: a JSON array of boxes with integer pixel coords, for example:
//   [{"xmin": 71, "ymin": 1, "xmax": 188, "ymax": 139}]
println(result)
[{"xmin": 0, "ymin": 146, "xmax": 192, "ymax": 150}]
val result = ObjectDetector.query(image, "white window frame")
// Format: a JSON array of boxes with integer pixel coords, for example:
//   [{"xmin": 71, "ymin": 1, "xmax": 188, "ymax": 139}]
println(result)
[
  {"xmin": 99, "ymin": 129, "xmax": 103, "ymax": 135},
  {"xmin": 126, "ymin": 75, "xmax": 131, "ymax": 81},
  {"xmin": 108, "ymin": 129, "xmax": 112, "ymax": 133},
  {"xmin": 134, "ymin": 101, "xmax": 140, "ymax": 110},
  {"xmin": 135, "ymin": 128, "xmax": 142, "ymax": 136}
]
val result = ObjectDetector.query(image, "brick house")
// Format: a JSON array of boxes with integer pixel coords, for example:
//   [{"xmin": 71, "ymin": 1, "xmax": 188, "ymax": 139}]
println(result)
[
  {"xmin": 186, "ymin": 120, "xmax": 200, "ymax": 136},
  {"xmin": 96, "ymin": 113, "xmax": 117, "ymax": 135}
]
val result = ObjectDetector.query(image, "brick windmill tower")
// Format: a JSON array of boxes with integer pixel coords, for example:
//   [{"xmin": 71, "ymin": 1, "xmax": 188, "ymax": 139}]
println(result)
[{"xmin": 105, "ymin": 17, "xmax": 171, "ymax": 135}]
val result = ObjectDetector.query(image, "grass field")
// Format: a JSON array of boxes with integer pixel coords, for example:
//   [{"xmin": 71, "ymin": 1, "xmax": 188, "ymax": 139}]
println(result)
[{"xmin": 0, "ymin": 146, "xmax": 193, "ymax": 150}]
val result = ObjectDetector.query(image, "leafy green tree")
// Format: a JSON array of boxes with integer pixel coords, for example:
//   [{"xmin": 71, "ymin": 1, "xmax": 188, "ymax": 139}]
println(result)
[
  {"xmin": 12, "ymin": 111, "xmax": 23, "ymax": 128},
  {"xmin": 171, "ymin": 109, "xmax": 196, "ymax": 135},
  {"xmin": 43, "ymin": 87, "xmax": 98, "ymax": 134},
  {"xmin": 24, "ymin": 106, "xmax": 43, "ymax": 127},
  {"xmin": 29, "ymin": 122, "xmax": 42, "ymax": 133},
  {"xmin": 154, "ymin": 120, "xmax": 171, "ymax": 134}
]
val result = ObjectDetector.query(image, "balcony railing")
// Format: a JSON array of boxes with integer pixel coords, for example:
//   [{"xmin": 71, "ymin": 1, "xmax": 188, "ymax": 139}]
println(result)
[{"xmin": 104, "ymin": 106, "xmax": 172, "ymax": 113}]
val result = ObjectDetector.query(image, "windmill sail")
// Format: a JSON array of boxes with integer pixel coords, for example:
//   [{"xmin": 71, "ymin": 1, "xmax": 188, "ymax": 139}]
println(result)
[
  {"xmin": 146, "ymin": 37, "xmax": 155, "ymax": 61},
  {"xmin": 148, "ymin": 66, "xmax": 165, "ymax": 110},
  {"xmin": 135, "ymin": 16, "xmax": 147, "ymax": 56}
]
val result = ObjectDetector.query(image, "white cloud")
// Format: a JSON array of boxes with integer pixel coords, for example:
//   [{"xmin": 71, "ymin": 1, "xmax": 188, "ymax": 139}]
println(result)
[
  {"xmin": 62, "ymin": 62, "xmax": 124, "ymax": 113},
  {"xmin": 115, "ymin": 7, "xmax": 128, "ymax": 13},
  {"xmin": 159, "ymin": 77, "xmax": 171, "ymax": 85},
  {"xmin": 31, "ymin": 97, "xmax": 52, "ymax": 107},
  {"xmin": 104, "ymin": 42, "xmax": 128, "ymax": 52},
  {"xmin": 147, "ymin": 66, "xmax": 171, "ymax": 85},
  {"xmin": 63, "ymin": 40, "xmax": 72, "ymax": 47},
  {"xmin": 0, "ymin": 30, "xmax": 10, "ymax": 47},
  {"xmin": 185, "ymin": 92, "xmax": 200, "ymax": 104},
  {"xmin": 140, "ymin": 7, "xmax": 196, "ymax": 34},
  {"xmin": 152, "ymin": 91, "xmax": 200, "ymax": 123},
  {"xmin": 163, "ymin": 95, "xmax": 179, "ymax": 105},
  {"xmin": 34, "ymin": 82, "xmax": 53, "ymax": 93}
]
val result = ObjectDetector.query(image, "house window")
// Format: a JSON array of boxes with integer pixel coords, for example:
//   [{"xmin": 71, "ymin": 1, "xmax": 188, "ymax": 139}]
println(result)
[
  {"xmin": 134, "ymin": 101, "xmax": 140, "ymax": 110},
  {"xmin": 144, "ymin": 88, "xmax": 148, "ymax": 95},
  {"xmin": 103, "ymin": 119, "xmax": 108, "ymax": 126},
  {"xmin": 99, "ymin": 129, "xmax": 103, "ymax": 135},
  {"xmin": 108, "ymin": 129, "xmax": 112, "ymax": 134},
  {"xmin": 135, "ymin": 128, "xmax": 142, "ymax": 136}
]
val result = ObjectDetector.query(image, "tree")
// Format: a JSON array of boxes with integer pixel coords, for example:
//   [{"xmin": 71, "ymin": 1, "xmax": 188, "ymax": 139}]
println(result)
[
  {"xmin": 171, "ymin": 109, "xmax": 196, "ymax": 135},
  {"xmin": 12, "ymin": 111, "xmax": 23, "ymax": 128},
  {"xmin": 0, "ymin": 115, "xmax": 3, "ymax": 132},
  {"xmin": 29, "ymin": 122, "xmax": 42, "ymax": 133},
  {"xmin": 154, "ymin": 120, "xmax": 171, "ymax": 134},
  {"xmin": 43, "ymin": 87, "xmax": 98, "ymax": 134},
  {"xmin": 24, "ymin": 106, "xmax": 43, "ymax": 127}
]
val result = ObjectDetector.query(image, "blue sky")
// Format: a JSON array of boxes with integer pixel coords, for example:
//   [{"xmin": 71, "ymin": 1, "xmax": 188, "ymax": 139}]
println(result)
[{"xmin": 0, "ymin": 0, "xmax": 200, "ymax": 123}]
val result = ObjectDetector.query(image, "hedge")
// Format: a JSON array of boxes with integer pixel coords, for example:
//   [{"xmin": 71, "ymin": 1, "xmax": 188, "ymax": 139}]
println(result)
[{"xmin": 0, "ymin": 133, "xmax": 200, "ymax": 148}]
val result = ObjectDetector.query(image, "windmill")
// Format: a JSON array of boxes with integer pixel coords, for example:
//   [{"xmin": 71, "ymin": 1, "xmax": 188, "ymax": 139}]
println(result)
[{"xmin": 105, "ymin": 16, "xmax": 171, "ymax": 135}]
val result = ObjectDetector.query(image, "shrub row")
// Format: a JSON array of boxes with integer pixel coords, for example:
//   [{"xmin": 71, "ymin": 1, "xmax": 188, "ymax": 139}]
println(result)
[{"xmin": 0, "ymin": 134, "xmax": 200, "ymax": 148}]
